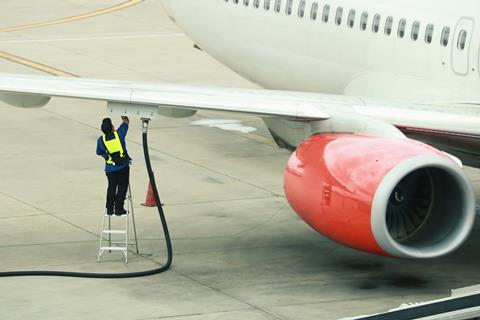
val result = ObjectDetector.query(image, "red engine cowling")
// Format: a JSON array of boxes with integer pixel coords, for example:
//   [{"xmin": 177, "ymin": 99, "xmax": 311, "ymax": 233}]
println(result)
[{"xmin": 284, "ymin": 134, "xmax": 476, "ymax": 258}]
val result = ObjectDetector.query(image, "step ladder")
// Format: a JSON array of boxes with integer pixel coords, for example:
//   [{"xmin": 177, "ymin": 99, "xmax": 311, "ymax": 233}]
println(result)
[{"xmin": 98, "ymin": 184, "xmax": 139, "ymax": 263}]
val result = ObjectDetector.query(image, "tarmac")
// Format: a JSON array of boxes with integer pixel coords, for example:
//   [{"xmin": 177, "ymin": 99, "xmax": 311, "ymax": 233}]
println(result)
[{"xmin": 1, "ymin": 1, "xmax": 480, "ymax": 319}]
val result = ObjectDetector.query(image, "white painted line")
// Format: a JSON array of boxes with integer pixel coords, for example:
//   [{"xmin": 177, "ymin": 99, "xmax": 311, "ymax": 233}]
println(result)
[
  {"xmin": 0, "ymin": 33, "xmax": 184, "ymax": 43},
  {"xmin": 191, "ymin": 119, "xmax": 257, "ymax": 134}
]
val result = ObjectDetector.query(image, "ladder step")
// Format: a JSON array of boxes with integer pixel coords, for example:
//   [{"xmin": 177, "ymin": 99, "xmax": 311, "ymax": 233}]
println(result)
[
  {"xmin": 98, "ymin": 185, "xmax": 138, "ymax": 264},
  {"xmin": 100, "ymin": 247, "xmax": 127, "ymax": 251}
]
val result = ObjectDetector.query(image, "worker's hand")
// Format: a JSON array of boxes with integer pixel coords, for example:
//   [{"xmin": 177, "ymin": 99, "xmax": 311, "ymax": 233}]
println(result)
[{"xmin": 121, "ymin": 116, "xmax": 130, "ymax": 124}]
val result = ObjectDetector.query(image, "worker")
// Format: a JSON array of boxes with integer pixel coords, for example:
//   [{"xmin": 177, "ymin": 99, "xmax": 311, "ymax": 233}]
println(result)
[{"xmin": 96, "ymin": 116, "xmax": 131, "ymax": 216}]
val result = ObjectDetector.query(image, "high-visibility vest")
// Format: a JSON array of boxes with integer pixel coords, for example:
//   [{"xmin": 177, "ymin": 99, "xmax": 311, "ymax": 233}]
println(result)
[{"xmin": 102, "ymin": 131, "xmax": 127, "ymax": 165}]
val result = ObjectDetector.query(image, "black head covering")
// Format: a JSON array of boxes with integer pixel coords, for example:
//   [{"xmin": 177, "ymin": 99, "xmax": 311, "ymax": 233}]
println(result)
[{"xmin": 101, "ymin": 118, "xmax": 113, "ymax": 134}]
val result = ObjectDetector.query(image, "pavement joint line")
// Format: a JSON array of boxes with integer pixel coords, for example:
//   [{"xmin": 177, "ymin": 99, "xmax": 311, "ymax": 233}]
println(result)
[
  {"xmin": 135, "ymin": 312, "xmax": 203, "ymax": 320},
  {"xmin": 141, "ymin": 242, "xmax": 315, "ymax": 257},
  {"xmin": 5, "ymin": 256, "xmax": 159, "ymax": 271},
  {"xmin": 0, "ymin": 190, "xmax": 51, "ymax": 215},
  {"xmin": 0, "ymin": 213, "xmax": 49, "ymax": 220},
  {"xmin": 50, "ymin": 195, "xmax": 283, "ymax": 214},
  {"xmin": 270, "ymin": 294, "xmax": 434, "ymax": 309},
  {"xmin": 135, "ymin": 308, "xmax": 258, "ymax": 320},
  {"xmin": 124, "ymin": 245, "xmax": 167, "ymax": 268},
  {"xmin": 0, "ymin": 191, "xmax": 101, "ymax": 240},
  {"xmin": 0, "ymin": 0, "xmax": 144, "ymax": 33},
  {"xmin": 143, "ymin": 142, "xmax": 280, "ymax": 196},
  {"xmin": 0, "ymin": 240, "xmax": 99, "ymax": 249},
  {"xmin": 164, "ymin": 195, "xmax": 285, "ymax": 207},
  {"xmin": 0, "ymin": 200, "xmax": 288, "ymax": 248},
  {"xmin": 229, "ymin": 204, "xmax": 288, "ymax": 237},
  {"xmin": 173, "ymin": 270, "xmax": 286, "ymax": 320}
]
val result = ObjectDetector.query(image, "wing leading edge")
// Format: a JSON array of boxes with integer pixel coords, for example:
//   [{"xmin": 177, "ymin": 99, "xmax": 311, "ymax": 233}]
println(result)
[{"xmin": 0, "ymin": 73, "xmax": 332, "ymax": 120}]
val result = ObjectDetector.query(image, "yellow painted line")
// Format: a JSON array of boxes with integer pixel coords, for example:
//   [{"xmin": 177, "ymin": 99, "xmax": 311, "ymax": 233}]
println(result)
[
  {"xmin": 244, "ymin": 133, "xmax": 278, "ymax": 147},
  {"xmin": 0, "ymin": 0, "xmax": 143, "ymax": 76},
  {"xmin": 0, "ymin": 0, "xmax": 143, "ymax": 33},
  {"xmin": 0, "ymin": 51, "xmax": 77, "ymax": 77}
]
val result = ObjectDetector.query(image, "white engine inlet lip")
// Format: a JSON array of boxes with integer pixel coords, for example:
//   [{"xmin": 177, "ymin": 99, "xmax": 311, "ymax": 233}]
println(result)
[{"xmin": 371, "ymin": 154, "xmax": 476, "ymax": 259}]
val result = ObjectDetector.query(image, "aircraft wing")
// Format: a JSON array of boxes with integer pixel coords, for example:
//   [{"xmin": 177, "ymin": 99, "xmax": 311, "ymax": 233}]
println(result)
[
  {"xmin": 0, "ymin": 73, "xmax": 333, "ymax": 120},
  {"xmin": 1, "ymin": 73, "xmax": 479, "ymax": 165}
]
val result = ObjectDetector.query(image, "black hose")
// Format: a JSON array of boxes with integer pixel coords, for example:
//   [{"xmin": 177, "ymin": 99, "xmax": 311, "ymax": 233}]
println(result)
[{"xmin": 0, "ymin": 118, "xmax": 172, "ymax": 278}]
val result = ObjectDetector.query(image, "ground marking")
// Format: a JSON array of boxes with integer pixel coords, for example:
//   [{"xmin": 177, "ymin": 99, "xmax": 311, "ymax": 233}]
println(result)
[
  {"xmin": 0, "ymin": 33, "xmax": 184, "ymax": 44},
  {"xmin": 0, "ymin": 51, "xmax": 77, "ymax": 77},
  {"xmin": 0, "ymin": 0, "xmax": 143, "ymax": 76},
  {"xmin": 0, "ymin": 0, "xmax": 143, "ymax": 33}
]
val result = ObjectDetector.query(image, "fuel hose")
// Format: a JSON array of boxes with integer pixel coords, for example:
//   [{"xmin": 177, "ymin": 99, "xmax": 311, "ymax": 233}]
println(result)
[{"xmin": 0, "ymin": 118, "xmax": 172, "ymax": 278}]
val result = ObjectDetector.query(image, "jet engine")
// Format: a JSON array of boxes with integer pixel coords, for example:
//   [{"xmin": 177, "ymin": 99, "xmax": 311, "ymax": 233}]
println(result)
[
  {"xmin": 0, "ymin": 92, "xmax": 50, "ymax": 108},
  {"xmin": 284, "ymin": 134, "xmax": 476, "ymax": 258}
]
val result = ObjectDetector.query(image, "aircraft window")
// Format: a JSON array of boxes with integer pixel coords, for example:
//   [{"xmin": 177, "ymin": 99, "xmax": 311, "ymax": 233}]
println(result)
[
  {"xmin": 275, "ymin": 0, "xmax": 281, "ymax": 12},
  {"xmin": 254, "ymin": 0, "xmax": 260, "ymax": 8},
  {"xmin": 322, "ymin": 4, "xmax": 330, "ymax": 23},
  {"xmin": 286, "ymin": 0, "xmax": 293, "ymax": 15},
  {"xmin": 425, "ymin": 24, "xmax": 434, "ymax": 43},
  {"xmin": 384, "ymin": 16, "xmax": 393, "ymax": 35},
  {"xmin": 441, "ymin": 26, "xmax": 450, "ymax": 47},
  {"xmin": 233, "ymin": 0, "xmax": 239, "ymax": 3},
  {"xmin": 372, "ymin": 14, "xmax": 381, "ymax": 33},
  {"xmin": 243, "ymin": 0, "xmax": 249, "ymax": 6},
  {"xmin": 360, "ymin": 12, "xmax": 368, "ymax": 31},
  {"xmin": 298, "ymin": 0, "xmax": 306, "ymax": 17},
  {"xmin": 264, "ymin": 0, "xmax": 271, "ymax": 10},
  {"xmin": 311, "ymin": 2, "xmax": 318, "ymax": 20},
  {"xmin": 335, "ymin": 7, "xmax": 343, "ymax": 25},
  {"xmin": 411, "ymin": 21, "xmax": 420, "ymax": 41},
  {"xmin": 458, "ymin": 30, "xmax": 468, "ymax": 50},
  {"xmin": 347, "ymin": 9, "xmax": 355, "ymax": 28},
  {"xmin": 398, "ymin": 18, "xmax": 406, "ymax": 38}
]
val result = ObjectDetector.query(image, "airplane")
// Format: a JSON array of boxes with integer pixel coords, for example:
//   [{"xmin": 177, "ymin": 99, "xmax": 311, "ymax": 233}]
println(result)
[{"xmin": 1, "ymin": 0, "xmax": 480, "ymax": 260}]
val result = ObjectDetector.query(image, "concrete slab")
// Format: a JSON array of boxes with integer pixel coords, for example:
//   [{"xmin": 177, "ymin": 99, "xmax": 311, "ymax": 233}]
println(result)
[
  {"xmin": 1, "ymin": 1, "xmax": 480, "ymax": 320},
  {"xmin": 0, "ymin": 274, "xmax": 252, "ymax": 320}
]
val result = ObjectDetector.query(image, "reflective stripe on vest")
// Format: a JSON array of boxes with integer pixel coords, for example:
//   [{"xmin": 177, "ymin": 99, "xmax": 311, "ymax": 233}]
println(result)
[{"xmin": 102, "ymin": 131, "xmax": 125, "ymax": 165}]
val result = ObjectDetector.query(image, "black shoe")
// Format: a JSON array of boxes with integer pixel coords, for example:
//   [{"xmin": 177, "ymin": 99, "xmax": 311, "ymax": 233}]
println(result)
[
  {"xmin": 106, "ymin": 208, "xmax": 114, "ymax": 216},
  {"xmin": 114, "ymin": 208, "xmax": 127, "ymax": 216}
]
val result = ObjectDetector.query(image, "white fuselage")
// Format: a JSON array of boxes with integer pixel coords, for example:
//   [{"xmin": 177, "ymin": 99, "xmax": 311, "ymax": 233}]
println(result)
[{"xmin": 164, "ymin": 0, "xmax": 480, "ymax": 104}]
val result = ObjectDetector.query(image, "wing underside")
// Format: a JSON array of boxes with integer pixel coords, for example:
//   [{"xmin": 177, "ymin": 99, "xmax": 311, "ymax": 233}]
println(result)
[{"xmin": 1, "ymin": 73, "xmax": 480, "ymax": 166}]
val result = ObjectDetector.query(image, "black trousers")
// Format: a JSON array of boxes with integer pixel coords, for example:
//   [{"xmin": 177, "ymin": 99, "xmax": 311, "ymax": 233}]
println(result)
[{"xmin": 105, "ymin": 166, "xmax": 130, "ymax": 212}]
